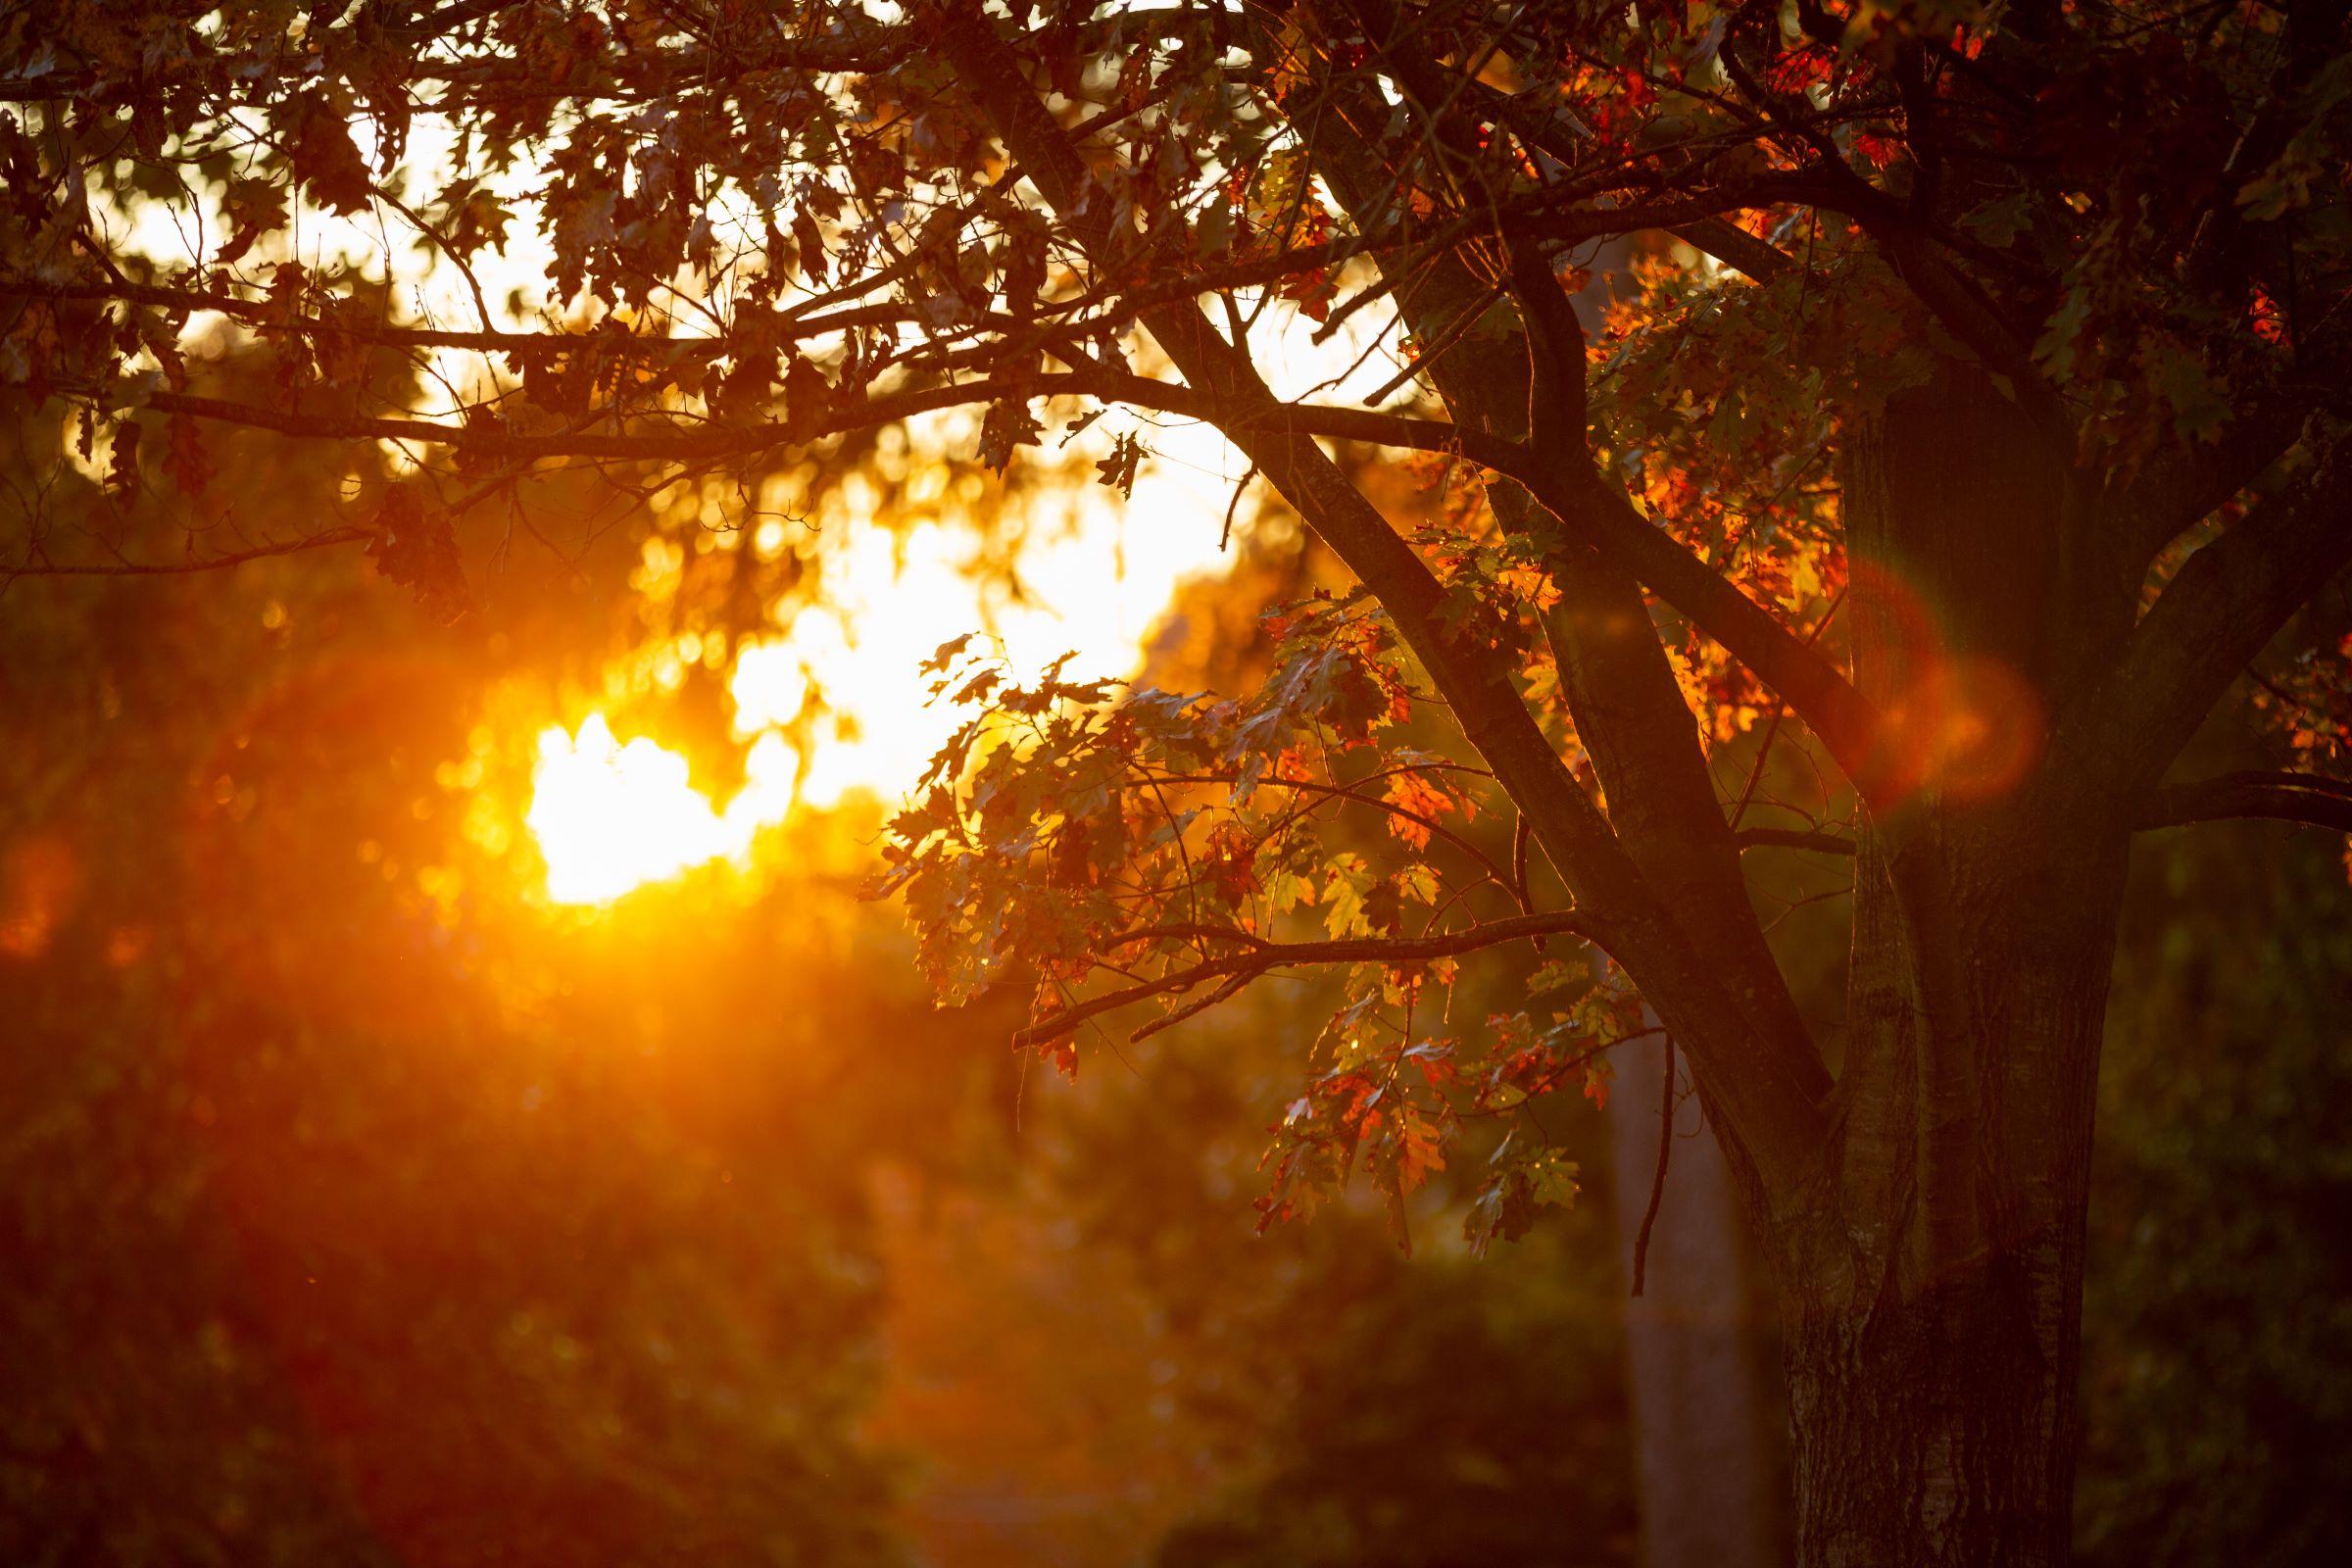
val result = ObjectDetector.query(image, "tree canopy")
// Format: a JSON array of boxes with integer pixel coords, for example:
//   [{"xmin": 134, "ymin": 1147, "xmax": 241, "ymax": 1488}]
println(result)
[{"xmin": 8, "ymin": 3, "xmax": 2352, "ymax": 1558}]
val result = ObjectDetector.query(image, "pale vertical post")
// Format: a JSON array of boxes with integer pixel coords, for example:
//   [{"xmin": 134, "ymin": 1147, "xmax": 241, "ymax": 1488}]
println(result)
[{"xmin": 1605, "ymin": 1026, "xmax": 1786, "ymax": 1567}]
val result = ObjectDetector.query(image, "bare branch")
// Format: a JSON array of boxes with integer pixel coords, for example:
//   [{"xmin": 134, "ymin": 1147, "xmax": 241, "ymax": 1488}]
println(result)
[
  {"xmin": 2132, "ymin": 771, "xmax": 2352, "ymax": 835},
  {"xmin": 1015, "ymin": 909, "xmax": 1616, "ymax": 1049},
  {"xmin": 2, "ymin": 525, "xmax": 371, "ymax": 580}
]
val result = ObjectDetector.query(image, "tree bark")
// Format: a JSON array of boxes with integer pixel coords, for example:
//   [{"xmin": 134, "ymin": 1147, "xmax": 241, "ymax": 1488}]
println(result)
[
  {"xmin": 1771, "ymin": 826, "xmax": 2127, "ymax": 1567},
  {"xmin": 1778, "ymin": 1224, "xmax": 2083, "ymax": 1567},
  {"xmin": 1764, "ymin": 364, "xmax": 2138, "ymax": 1567}
]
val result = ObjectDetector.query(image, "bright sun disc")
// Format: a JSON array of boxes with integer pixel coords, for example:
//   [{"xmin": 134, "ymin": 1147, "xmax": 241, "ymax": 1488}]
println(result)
[{"xmin": 526, "ymin": 715, "xmax": 796, "ymax": 904}]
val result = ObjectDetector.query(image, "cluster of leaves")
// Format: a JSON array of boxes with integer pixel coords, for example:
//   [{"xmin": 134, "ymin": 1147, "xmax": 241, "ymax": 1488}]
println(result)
[
  {"xmin": 365, "ymin": 480, "xmax": 471, "ymax": 621},
  {"xmin": 6, "ymin": 0, "xmax": 2346, "ymax": 747},
  {"xmin": 872, "ymin": 590, "xmax": 1637, "ymax": 1251}
]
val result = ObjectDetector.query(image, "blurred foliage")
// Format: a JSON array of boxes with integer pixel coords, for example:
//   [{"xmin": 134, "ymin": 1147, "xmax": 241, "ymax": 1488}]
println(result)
[
  {"xmin": 10, "ymin": 488, "xmax": 2350, "ymax": 1566},
  {"xmin": 2077, "ymin": 820, "xmax": 2352, "ymax": 1568},
  {"xmin": 0, "ymin": 403, "xmax": 908, "ymax": 1565},
  {"xmin": 0, "ymin": 370, "xmax": 1647, "ymax": 1568}
]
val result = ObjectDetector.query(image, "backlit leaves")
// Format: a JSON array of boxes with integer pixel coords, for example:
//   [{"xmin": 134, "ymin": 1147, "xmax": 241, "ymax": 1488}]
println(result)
[
  {"xmin": 366, "ymin": 484, "xmax": 470, "ymax": 624},
  {"xmin": 875, "ymin": 590, "xmax": 1646, "ymax": 1247}
]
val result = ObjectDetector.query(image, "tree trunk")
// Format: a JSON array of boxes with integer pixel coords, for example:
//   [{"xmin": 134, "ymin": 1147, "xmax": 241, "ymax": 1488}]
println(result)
[
  {"xmin": 1764, "ymin": 365, "xmax": 2140, "ymax": 1566},
  {"xmin": 1770, "ymin": 839, "xmax": 2127, "ymax": 1567},
  {"xmin": 1607, "ymin": 1027, "xmax": 1787, "ymax": 1568},
  {"xmin": 1778, "ymin": 1215, "xmax": 2084, "ymax": 1566}
]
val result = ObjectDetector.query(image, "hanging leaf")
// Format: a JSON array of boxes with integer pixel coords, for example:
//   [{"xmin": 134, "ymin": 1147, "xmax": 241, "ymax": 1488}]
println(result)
[
  {"xmin": 282, "ymin": 95, "xmax": 373, "ymax": 217},
  {"xmin": 104, "ymin": 419, "xmax": 142, "ymax": 501},
  {"xmin": 978, "ymin": 399, "xmax": 1041, "ymax": 472},
  {"xmin": 163, "ymin": 413, "xmax": 213, "ymax": 498},
  {"xmin": 1096, "ymin": 432, "xmax": 1144, "ymax": 498},
  {"xmin": 365, "ymin": 485, "xmax": 470, "ymax": 623}
]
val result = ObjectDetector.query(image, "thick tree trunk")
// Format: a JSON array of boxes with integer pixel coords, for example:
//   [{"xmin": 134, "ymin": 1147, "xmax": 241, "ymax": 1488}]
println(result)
[
  {"xmin": 1764, "ymin": 365, "xmax": 2139, "ymax": 1566},
  {"xmin": 1770, "ymin": 841, "xmax": 2127, "ymax": 1567},
  {"xmin": 1778, "ymin": 1203, "xmax": 2086, "ymax": 1566}
]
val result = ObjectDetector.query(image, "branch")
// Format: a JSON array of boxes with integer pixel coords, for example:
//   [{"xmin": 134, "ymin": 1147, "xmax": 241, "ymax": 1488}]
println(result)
[
  {"xmin": 1518, "ymin": 459, "xmax": 1887, "ymax": 802},
  {"xmin": 1419, "ymin": 52, "xmax": 1798, "ymax": 282},
  {"xmin": 1630, "ymin": 1037, "xmax": 1677, "ymax": 1298},
  {"xmin": 1131, "ymin": 770, "xmax": 1516, "ymax": 892},
  {"xmin": 931, "ymin": 0, "xmax": 1834, "ymax": 1187},
  {"xmin": 7, "ymin": 176, "xmax": 1800, "ymax": 370},
  {"xmin": 1868, "ymin": 224, "xmax": 2069, "ymax": 431},
  {"xmin": 0, "ymin": 22, "xmax": 910, "ymax": 105},
  {"xmin": 1668, "ymin": 218, "xmax": 1796, "ymax": 284},
  {"xmin": 2132, "ymin": 771, "xmax": 2352, "ymax": 835},
  {"xmin": 1735, "ymin": 826, "xmax": 1857, "ymax": 855},
  {"xmin": 2, "ymin": 526, "xmax": 371, "ymax": 579},
  {"xmin": 2106, "ymin": 380, "xmax": 2334, "ymax": 569},
  {"xmin": 126, "ymin": 367, "xmax": 1859, "ymax": 841},
  {"xmin": 2065, "ymin": 439, "xmax": 2352, "ymax": 796},
  {"xmin": 1317, "ymin": 16, "xmax": 1828, "ymax": 1102},
  {"xmin": 119, "ymin": 369, "xmax": 1536, "ymax": 467},
  {"xmin": 3, "ymin": 276, "xmax": 910, "ymax": 359},
  {"xmin": 1015, "ymin": 910, "xmax": 1614, "ymax": 1048}
]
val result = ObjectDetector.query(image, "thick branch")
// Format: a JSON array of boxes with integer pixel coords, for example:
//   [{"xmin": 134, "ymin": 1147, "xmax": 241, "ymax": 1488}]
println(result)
[
  {"xmin": 2066, "ymin": 441, "xmax": 2352, "ymax": 796},
  {"xmin": 1519, "ymin": 459, "xmax": 1887, "ymax": 801},
  {"xmin": 2106, "ymin": 392, "xmax": 2319, "ymax": 568},
  {"xmin": 1315, "ymin": 23, "xmax": 1827, "ymax": 1114}
]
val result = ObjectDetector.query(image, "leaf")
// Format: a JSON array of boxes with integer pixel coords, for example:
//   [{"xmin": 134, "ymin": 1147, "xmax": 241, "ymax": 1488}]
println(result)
[
  {"xmin": 284, "ymin": 95, "xmax": 373, "ymax": 218},
  {"xmin": 978, "ymin": 399, "xmax": 1041, "ymax": 473},
  {"xmin": 792, "ymin": 205, "xmax": 829, "ymax": 285},
  {"xmin": 1463, "ymin": 1151, "xmax": 1578, "ymax": 1257},
  {"xmin": 1321, "ymin": 853, "xmax": 1371, "ymax": 938},
  {"xmin": 1381, "ymin": 769, "xmax": 1453, "ymax": 850},
  {"xmin": 921, "ymin": 632, "xmax": 977, "ymax": 675},
  {"xmin": 163, "ymin": 413, "xmax": 213, "ymax": 498},
  {"xmin": 1096, "ymin": 432, "xmax": 1143, "ymax": 498},
  {"xmin": 218, "ymin": 177, "xmax": 287, "ymax": 267},
  {"xmin": 438, "ymin": 178, "xmax": 514, "ymax": 262},
  {"xmin": 104, "ymin": 419, "xmax": 141, "ymax": 501},
  {"xmin": 365, "ymin": 484, "xmax": 470, "ymax": 623},
  {"xmin": 782, "ymin": 354, "xmax": 833, "ymax": 440}
]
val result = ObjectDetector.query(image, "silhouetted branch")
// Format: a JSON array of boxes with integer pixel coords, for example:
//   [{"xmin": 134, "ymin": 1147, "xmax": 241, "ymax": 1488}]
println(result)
[{"xmin": 1015, "ymin": 910, "xmax": 1615, "ymax": 1049}]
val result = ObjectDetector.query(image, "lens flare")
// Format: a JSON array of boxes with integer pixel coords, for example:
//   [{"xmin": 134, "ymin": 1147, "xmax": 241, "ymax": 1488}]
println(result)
[{"xmin": 526, "ymin": 715, "xmax": 797, "ymax": 904}]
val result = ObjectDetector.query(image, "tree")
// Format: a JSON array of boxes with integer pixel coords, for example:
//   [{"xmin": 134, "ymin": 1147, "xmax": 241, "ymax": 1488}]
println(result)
[{"xmin": 6, "ymin": 1, "xmax": 2351, "ymax": 1561}]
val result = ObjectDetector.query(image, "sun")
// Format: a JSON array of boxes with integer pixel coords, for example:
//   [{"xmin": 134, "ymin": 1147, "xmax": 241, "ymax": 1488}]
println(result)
[
  {"xmin": 526, "ymin": 716, "xmax": 797, "ymax": 905},
  {"xmin": 519, "ymin": 304, "xmax": 1399, "ymax": 906}
]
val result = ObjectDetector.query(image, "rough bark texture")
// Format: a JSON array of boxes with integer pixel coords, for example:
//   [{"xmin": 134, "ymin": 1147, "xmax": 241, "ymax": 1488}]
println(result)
[
  {"xmin": 1775, "ymin": 860, "xmax": 2124, "ymax": 1567},
  {"xmin": 1764, "ymin": 368, "xmax": 2137, "ymax": 1566}
]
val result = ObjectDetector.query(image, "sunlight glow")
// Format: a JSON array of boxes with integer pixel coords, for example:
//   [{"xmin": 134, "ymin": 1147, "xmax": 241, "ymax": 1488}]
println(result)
[
  {"xmin": 527, "ymin": 716, "xmax": 797, "ymax": 905},
  {"xmin": 518, "ymin": 289, "xmax": 1399, "ymax": 904}
]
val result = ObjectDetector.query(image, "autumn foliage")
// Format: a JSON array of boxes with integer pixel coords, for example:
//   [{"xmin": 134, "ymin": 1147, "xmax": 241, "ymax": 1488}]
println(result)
[{"xmin": 8, "ymin": 0, "xmax": 2352, "ymax": 1562}]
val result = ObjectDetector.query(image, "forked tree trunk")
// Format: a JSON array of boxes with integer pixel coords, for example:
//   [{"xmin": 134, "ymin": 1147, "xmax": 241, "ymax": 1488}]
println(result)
[{"xmin": 1761, "ymin": 366, "xmax": 2140, "ymax": 1566}]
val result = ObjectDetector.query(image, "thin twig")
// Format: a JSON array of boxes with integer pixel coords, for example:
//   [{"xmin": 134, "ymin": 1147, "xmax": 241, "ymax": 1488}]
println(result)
[{"xmin": 1631, "ymin": 1036, "xmax": 1676, "ymax": 1298}]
